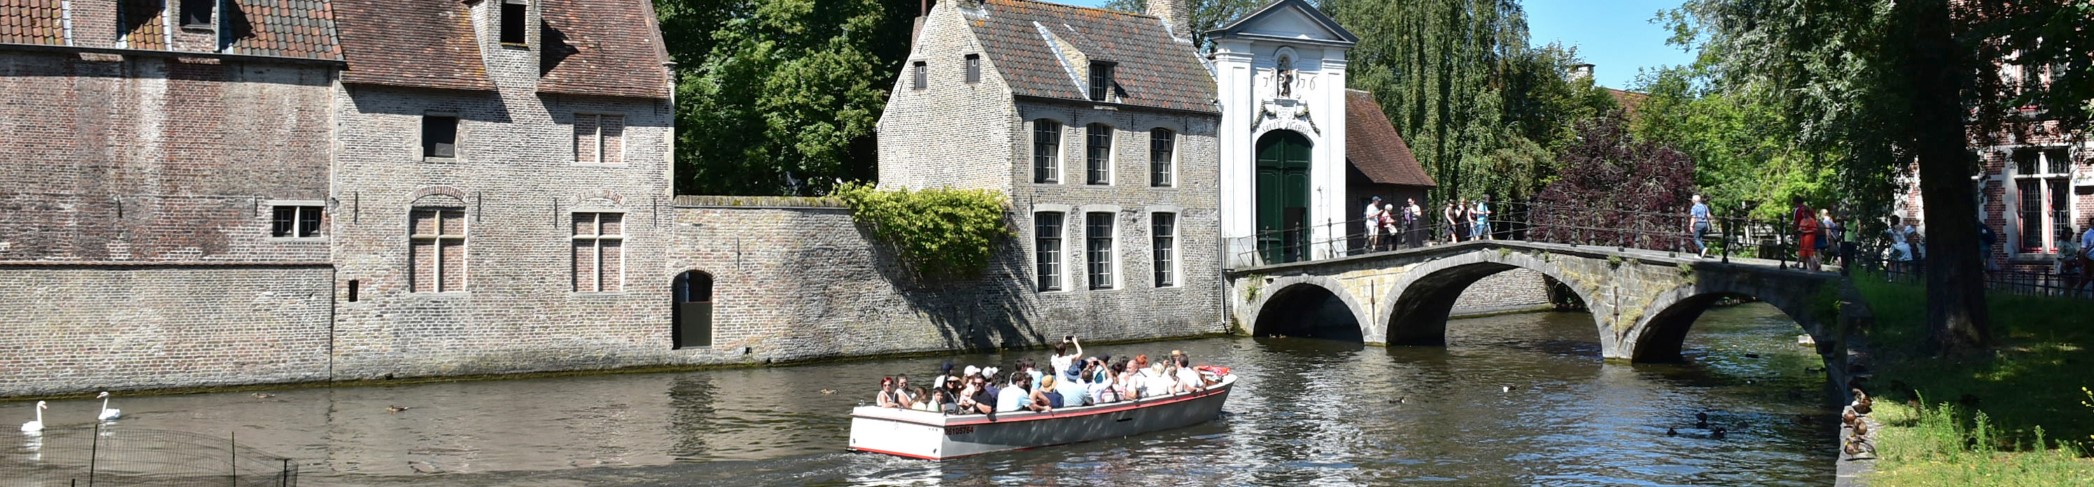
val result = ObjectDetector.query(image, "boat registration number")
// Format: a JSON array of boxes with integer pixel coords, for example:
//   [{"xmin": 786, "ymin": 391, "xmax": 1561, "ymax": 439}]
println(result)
[{"xmin": 944, "ymin": 426, "xmax": 975, "ymax": 435}]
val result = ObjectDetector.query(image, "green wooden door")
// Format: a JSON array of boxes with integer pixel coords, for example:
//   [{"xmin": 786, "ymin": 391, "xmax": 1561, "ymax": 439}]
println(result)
[{"xmin": 1256, "ymin": 131, "xmax": 1313, "ymax": 263}]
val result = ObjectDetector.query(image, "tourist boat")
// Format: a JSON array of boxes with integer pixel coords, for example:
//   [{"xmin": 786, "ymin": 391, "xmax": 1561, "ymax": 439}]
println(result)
[{"xmin": 848, "ymin": 374, "xmax": 1239, "ymax": 460}]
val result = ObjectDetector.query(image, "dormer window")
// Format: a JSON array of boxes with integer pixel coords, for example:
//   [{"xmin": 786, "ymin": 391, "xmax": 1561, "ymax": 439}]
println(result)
[
  {"xmin": 179, "ymin": 0, "xmax": 215, "ymax": 29},
  {"xmin": 1088, "ymin": 62, "xmax": 1114, "ymax": 102},
  {"xmin": 500, "ymin": 0, "xmax": 528, "ymax": 45}
]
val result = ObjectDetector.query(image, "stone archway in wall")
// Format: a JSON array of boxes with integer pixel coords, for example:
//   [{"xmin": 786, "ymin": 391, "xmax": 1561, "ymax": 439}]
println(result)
[
  {"xmin": 1244, "ymin": 275, "xmax": 1367, "ymax": 341},
  {"xmin": 1374, "ymin": 251, "xmax": 1599, "ymax": 348},
  {"xmin": 1618, "ymin": 277, "xmax": 1836, "ymax": 364}
]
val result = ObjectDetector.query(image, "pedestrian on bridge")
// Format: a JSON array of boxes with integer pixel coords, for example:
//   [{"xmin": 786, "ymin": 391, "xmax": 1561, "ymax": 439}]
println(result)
[
  {"xmin": 1793, "ymin": 196, "xmax": 1821, "ymax": 272},
  {"xmin": 1405, "ymin": 198, "xmax": 1424, "ymax": 248},
  {"xmin": 1689, "ymin": 195, "xmax": 1711, "ymax": 258},
  {"xmin": 1473, "ymin": 196, "xmax": 1493, "ymax": 241},
  {"xmin": 1443, "ymin": 201, "xmax": 1460, "ymax": 244},
  {"xmin": 1363, "ymin": 197, "xmax": 1384, "ymax": 253}
]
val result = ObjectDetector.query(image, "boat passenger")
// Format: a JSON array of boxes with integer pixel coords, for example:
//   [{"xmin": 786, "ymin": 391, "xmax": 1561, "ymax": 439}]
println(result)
[
  {"xmin": 1040, "ymin": 376, "xmax": 1065, "ymax": 409},
  {"xmin": 1051, "ymin": 336, "xmax": 1084, "ymax": 379},
  {"xmin": 911, "ymin": 386, "xmax": 934, "ymax": 412},
  {"xmin": 1144, "ymin": 363, "xmax": 1170, "ymax": 398},
  {"xmin": 1022, "ymin": 360, "xmax": 1044, "ymax": 390},
  {"xmin": 1056, "ymin": 368, "xmax": 1091, "ymax": 406},
  {"xmin": 1172, "ymin": 356, "xmax": 1204, "ymax": 393},
  {"xmin": 981, "ymin": 367, "xmax": 1002, "ymax": 405},
  {"xmin": 1086, "ymin": 364, "xmax": 1120, "ymax": 404},
  {"xmin": 957, "ymin": 376, "xmax": 995, "ymax": 415},
  {"xmin": 995, "ymin": 373, "xmax": 1029, "ymax": 413},
  {"xmin": 875, "ymin": 377, "xmax": 905, "ymax": 409},
  {"xmin": 1024, "ymin": 374, "xmax": 1055, "ymax": 412},
  {"xmin": 934, "ymin": 376, "xmax": 962, "ymax": 414},
  {"xmin": 894, "ymin": 374, "xmax": 916, "ymax": 406}
]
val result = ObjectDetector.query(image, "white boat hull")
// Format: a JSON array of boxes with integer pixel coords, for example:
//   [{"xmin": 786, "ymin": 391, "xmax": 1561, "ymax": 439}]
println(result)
[{"xmin": 848, "ymin": 375, "xmax": 1236, "ymax": 460}]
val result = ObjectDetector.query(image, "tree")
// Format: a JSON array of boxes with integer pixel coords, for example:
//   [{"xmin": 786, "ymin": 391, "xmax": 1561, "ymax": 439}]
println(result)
[
  {"xmin": 1631, "ymin": 67, "xmax": 1837, "ymax": 223},
  {"xmin": 1532, "ymin": 112, "xmax": 1697, "ymax": 251},
  {"xmin": 1322, "ymin": 0, "xmax": 1615, "ymax": 203},
  {"xmin": 1668, "ymin": 0, "xmax": 2092, "ymax": 353},
  {"xmin": 657, "ymin": 0, "xmax": 915, "ymax": 196}
]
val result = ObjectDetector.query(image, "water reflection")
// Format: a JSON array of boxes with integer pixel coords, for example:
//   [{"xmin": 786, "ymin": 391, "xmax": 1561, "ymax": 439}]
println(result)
[{"xmin": 0, "ymin": 304, "xmax": 1835, "ymax": 486}]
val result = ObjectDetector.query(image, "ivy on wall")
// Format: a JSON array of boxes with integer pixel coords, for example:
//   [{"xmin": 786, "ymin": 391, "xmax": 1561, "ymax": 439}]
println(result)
[{"xmin": 833, "ymin": 182, "xmax": 1014, "ymax": 280}]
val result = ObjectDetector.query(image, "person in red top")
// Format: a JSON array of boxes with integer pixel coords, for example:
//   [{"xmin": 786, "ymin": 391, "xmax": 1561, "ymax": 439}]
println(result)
[{"xmin": 1793, "ymin": 196, "xmax": 1820, "ymax": 271}]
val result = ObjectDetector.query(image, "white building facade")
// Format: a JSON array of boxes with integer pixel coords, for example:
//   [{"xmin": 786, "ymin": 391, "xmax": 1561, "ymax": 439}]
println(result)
[{"xmin": 1210, "ymin": 0, "xmax": 1361, "ymax": 266}]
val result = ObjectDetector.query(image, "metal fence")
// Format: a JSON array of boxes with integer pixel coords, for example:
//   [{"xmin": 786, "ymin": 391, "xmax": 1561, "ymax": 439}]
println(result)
[{"xmin": 2, "ymin": 424, "xmax": 298, "ymax": 487}]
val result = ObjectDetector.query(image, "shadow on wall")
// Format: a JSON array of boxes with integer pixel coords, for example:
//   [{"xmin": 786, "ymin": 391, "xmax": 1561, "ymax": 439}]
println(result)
[{"xmin": 843, "ymin": 222, "xmax": 1042, "ymax": 352}]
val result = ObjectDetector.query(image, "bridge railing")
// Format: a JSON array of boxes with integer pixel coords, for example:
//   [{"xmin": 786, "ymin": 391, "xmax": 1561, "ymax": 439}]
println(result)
[{"xmin": 1230, "ymin": 201, "xmax": 1784, "ymax": 267}]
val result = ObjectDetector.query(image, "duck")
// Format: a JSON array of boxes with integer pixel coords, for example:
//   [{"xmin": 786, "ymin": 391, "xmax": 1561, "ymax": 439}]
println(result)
[
  {"xmin": 1665, "ymin": 427, "xmax": 1678, "ymax": 437},
  {"xmin": 20, "ymin": 401, "xmax": 47, "ymax": 433},
  {"xmin": 1500, "ymin": 385, "xmax": 1513, "ymax": 393},
  {"xmin": 387, "ymin": 405, "xmax": 412, "ymax": 413},
  {"xmin": 252, "ymin": 392, "xmax": 275, "ymax": 399},
  {"xmin": 819, "ymin": 389, "xmax": 836, "ymax": 395},
  {"xmin": 96, "ymin": 391, "xmax": 121, "ymax": 421},
  {"xmin": 1710, "ymin": 427, "xmax": 1728, "ymax": 440},
  {"xmin": 1842, "ymin": 409, "xmax": 1860, "ymax": 426},
  {"xmin": 1695, "ymin": 411, "xmax": 1710, "ymax": 429}
]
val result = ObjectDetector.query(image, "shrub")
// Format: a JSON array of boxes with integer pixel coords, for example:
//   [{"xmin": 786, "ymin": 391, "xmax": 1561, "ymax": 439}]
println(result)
[{"xmin": 833, "ymin": 182, "xmax": 1013, "ymax": 280}]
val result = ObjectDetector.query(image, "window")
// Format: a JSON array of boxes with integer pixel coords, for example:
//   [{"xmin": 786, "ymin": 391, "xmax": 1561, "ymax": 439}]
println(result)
[
  {"xmin": 572, "ymin": 213, "xmax": 625, "ymax": 292},
  {"xmin": 2013, "ymin": 148, "xmax": 2077, "ymax": 254},
  {"xmin": 179, "ymin": 0, "xmax": 214, "ymax": 29},
  {"xmin": 912, "ymin": 61, "xmax": 927, "ymax": 90},
  {"xmin": 409, "ymin": 209, "xmax": 467, "ymax": 293},
  {"xmin": 422, "ymin": 115, "xmax": 458, "ymax": 159},
  {"xmin": 964, "ymin": 54, "xmax": 981, "ymax": 84},
  {"xmin": 1035, "ymin": 212, "xmax": 1064, "ymax": 291},
  {"xmin": 500, "ymin": 0, "xmax": 528, "ymax": 44},
  {"xmin": 1152, "ymin": 213, "xmax": 1176, "ymax": 287},
  {"xmin": 271, "ymin": 206, "xmax": 324, "ymax": 238},
  {"xmin": 1086, "ymin": 123, "xmax": 1112, "ymax": 185},
  {"xmin": 1086, "ymin": 212, "xmax": 1115, "ymax": 290},
  {"xmin": 1033, "ymin": 120, "xmax": 1061, "ymax": 183},
  {"xmin": 1088, "ymin": 62, "xmax": 1114, "ymax": 102},
  {"xmin": 1150, "ymin": 128, "xmax": 1174, "ymax": 187},
  {"xmin": 574, "ymin": 114, "xmax": 625, "ymax": 163}
]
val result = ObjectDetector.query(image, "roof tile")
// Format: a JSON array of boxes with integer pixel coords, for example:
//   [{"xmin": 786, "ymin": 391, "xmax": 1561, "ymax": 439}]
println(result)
[
  {"xmin": 0, "ymin": 0, "xmax": 66, "ymax": 46},
  {"xmin": 225, "ymin": 0, "xmax": 342, "ymax": 60},
  {"xmin": 332, "ymin": 0, "xmax": 492, "ymax": 91},
  {"xmin": 537, "ymin": 0, "xmax": 671, "ymax": 99},
  {"xmin": 1345, "ymin": 90, "xmax": 1435, "ymax": 187},
  {"xmin": 969, "ymin": 0, "xmax": 1215, "ymax": 113}
]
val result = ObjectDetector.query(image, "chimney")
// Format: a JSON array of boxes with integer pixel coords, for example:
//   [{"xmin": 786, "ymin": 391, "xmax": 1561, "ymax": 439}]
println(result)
[
  {"xmin": 1149, "ymin": 0, "xmax": 1192, "ymax": 43},
  {"xmin": 1570, "ymin": 63, "xmax": 1595, "ymax": 82}
]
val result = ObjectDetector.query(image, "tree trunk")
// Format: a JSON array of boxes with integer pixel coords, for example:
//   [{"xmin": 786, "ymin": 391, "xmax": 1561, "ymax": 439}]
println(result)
[{"xmin": 1902, "ymin": 0, "xmax": 1990, "ymax": 353}]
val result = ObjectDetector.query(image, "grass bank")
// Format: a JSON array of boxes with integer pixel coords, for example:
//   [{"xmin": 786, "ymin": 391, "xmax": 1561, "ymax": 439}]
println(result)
[{"xmin": 1852, "ymin": 274, "xmax": 2094, "ymax": 485}]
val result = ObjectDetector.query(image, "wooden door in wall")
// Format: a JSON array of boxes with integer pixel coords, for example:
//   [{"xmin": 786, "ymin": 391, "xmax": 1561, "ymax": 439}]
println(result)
[
  {"xmin": 1256, "ymin": 131, "xmax": 1313, "ymax": 264},
  {"xmin": 673, "ymin": 271, "xmax": 713, "ymax": 349}
]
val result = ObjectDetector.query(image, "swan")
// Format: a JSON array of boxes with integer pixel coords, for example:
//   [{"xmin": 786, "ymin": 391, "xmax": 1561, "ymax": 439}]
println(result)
[
  {"xmin": 96, "ymin": 392, "xmax": 121, "ymax": 421},
  {"xmin": 20, "ymin": 401, "xmax": 47, "ymax": 433}
]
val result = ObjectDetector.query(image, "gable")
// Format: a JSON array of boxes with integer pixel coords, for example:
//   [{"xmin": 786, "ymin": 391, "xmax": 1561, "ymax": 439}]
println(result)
[
  {"xmin": 965, "ymin": 0, "xmax": 1216, "ymax": 113},
  {"xmin": 1210, "ymin": 0, "xmax": 1357, "ymax": 46}
]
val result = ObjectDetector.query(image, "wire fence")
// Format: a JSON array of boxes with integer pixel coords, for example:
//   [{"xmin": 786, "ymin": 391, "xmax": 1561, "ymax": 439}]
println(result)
[{"xmin": 2, "ymin": 424, "xmax": 298, "ymax": 487}]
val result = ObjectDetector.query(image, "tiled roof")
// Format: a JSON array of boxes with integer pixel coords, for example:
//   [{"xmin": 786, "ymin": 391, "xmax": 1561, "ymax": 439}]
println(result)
[
  {"xmin": 1608, "ymin": 88, "xmax": 1648, "ymax": 119},
  {"xmin": 0, "ymin": 0, "xmax": 66, "ymax": 46},
  {"xmin": 332, "ymin": 0, "xmax": 491, "ymax": 91},
  {"xmin": 120, "ymin": 0, "xmax": 168, "ymax": 50},
  {"xmin": 968, "ymin": 0, "xmax": 1216, "ymax": 113},
  {"xmin": 1345, "ymin": 90, "xmax": 1435, "ymax": 187},
  {"xmin": 226, "ymin": 0, "xmax": 342, "ymax": 60},
  {"xmin": 537, "ymin": 0, "xmax": 671, "ymax": 99}
]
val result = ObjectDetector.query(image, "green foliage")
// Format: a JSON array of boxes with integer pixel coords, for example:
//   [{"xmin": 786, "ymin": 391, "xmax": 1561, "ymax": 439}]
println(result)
[
  {"xmin": 657, "ymin": 0, "xmax": 913, "ymax": 196},
  {"xmin": 833, "ymin": 182, "xmax": 1013, "ymax": 280},
  {"xmin": 1243, "ymin": 279, "xmax": 1264, "ymax": 302},
  {"xmin": 1322, "ymin": 0, "xmax": 1616, "ymax": 203},
  {"xmin": 1631, "ymin": 67, "xmax": 1840, "ymax": 223},
  {"xmin": 1853, "ymin": 274, "xmax": 2094, "ymax": 480}
]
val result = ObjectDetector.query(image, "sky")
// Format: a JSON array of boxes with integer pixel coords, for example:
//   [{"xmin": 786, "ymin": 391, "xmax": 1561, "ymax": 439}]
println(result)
[{"xmin": 1044, "ymin": 0, "xmax": 1697, "ymax": 90}]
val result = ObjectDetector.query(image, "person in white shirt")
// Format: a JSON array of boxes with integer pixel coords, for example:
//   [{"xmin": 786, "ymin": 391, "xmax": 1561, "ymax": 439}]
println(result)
[
  {"xmin": 1171, "ymin": 356, "xmax": 1203, "ymax": 393},
  {"xmin": 994, "ymin": 374, "xmax": 1028, "ymax": 413},
  {"xmin": 1363, "ymin": 197, "xmax": 1384, "ymax": 252},
  {"xmin": 1049, "ymin": 336, "xmax": 1083, "ymax": 380}
]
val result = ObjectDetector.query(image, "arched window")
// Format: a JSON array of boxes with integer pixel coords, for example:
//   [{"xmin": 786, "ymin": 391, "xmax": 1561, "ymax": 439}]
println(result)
[{"xmin": 673, "ymin": 271, "xmax": 714, "ymax": 349}]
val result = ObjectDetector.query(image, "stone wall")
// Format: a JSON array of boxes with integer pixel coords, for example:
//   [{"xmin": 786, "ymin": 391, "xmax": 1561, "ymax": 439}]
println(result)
[
  {"xmin": 0, "ymin": 265, "xmax": 333, "ymax": 397},
  {"xmin": 665, "ymin": 202, "xmax": 1227, "ymax": 363},
  {"xmin": 1450, "ymin": 268, "xmax": 1553, "ymax": 316}
]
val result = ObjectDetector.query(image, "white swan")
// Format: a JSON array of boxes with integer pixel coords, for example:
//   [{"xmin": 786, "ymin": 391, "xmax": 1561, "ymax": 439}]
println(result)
[
  {"xmin": 97, "ymin": 391, "xmax": 121, "ymax": 421},
  {"xmin": 20, "ymin": 401, "xmax": 46, "ymax": 433}
]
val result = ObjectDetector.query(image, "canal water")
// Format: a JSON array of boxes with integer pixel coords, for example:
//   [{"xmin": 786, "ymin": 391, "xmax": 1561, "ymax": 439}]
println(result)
[{"xmin": 5, "ymin": 304, "xmax": 1836, "ymax": 486}]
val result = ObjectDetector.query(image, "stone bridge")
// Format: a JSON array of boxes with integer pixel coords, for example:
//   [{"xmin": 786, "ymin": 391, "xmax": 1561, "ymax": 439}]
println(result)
[{"xmin": 1227, "ymin": 241, "xmax": 1855, "ymax": 363}]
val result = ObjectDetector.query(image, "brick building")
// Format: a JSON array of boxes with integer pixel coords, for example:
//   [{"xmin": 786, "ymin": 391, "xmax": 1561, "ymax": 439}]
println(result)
[
  {"xmin": 0, "ymin": 0, "xmax": 678, "ymax": 395},
  {"xmin": 878, "ymin": 0, "xmax": 1228, "ymax": 338},
  {"xmin": 1888, "ymin": 82, "xmax": 2090, "ymax": 274}
]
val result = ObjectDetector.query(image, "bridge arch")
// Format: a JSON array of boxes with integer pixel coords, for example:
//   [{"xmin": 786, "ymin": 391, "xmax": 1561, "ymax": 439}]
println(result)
[
  {"xmin": 1243, "ymin": 275, "xmax": 1368, "ymax": 341},
  {"xmin": 1373, "ymin": 250, "xmax": 1599, "ymax": 347},
  {"xmin": 1620, "ymin": 276, "xmax": 1835, "ymax": 363}
]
